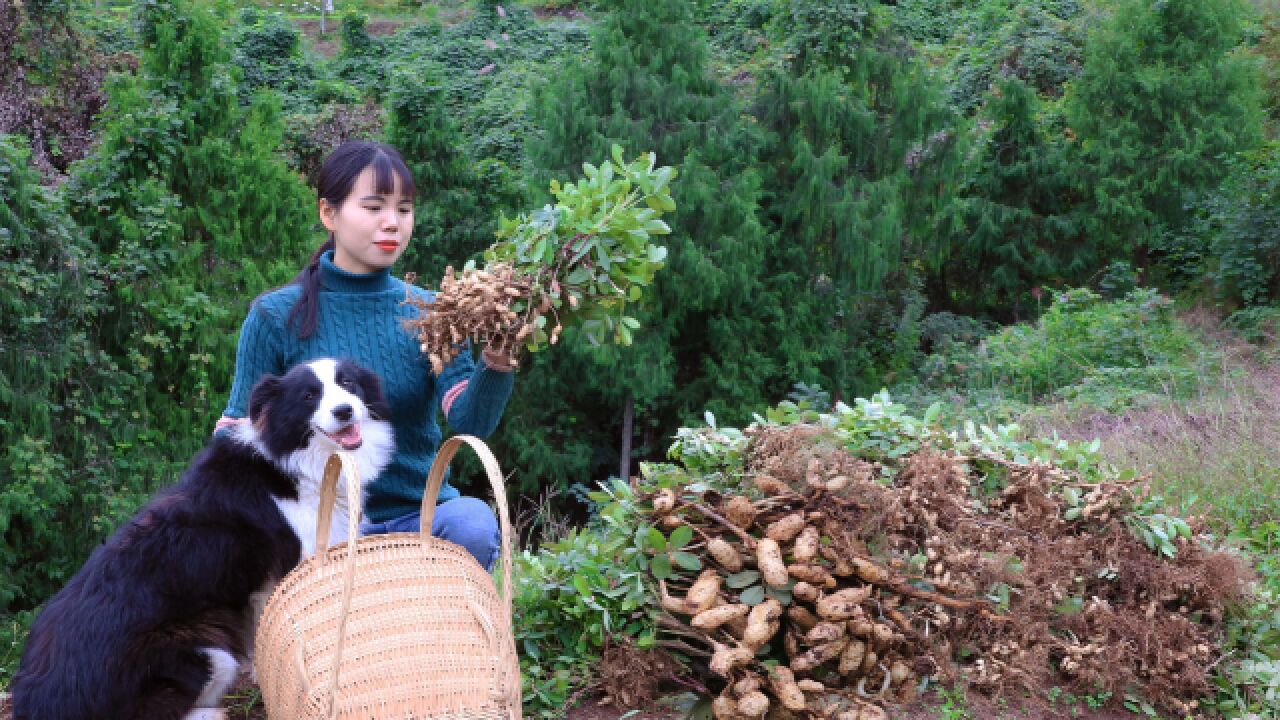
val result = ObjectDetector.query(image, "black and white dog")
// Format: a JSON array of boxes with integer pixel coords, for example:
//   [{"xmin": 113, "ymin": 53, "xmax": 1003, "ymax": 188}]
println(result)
[{"xmin": 10, "ymin": 358, "xmax": 394, "ymax": 720}]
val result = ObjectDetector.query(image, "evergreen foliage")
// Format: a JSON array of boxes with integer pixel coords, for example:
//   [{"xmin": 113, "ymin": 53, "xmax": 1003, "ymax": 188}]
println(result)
[
  {"xmin": 753, "ymin": 1, "xmax": 962, "ymax": 396},
  {"xmin": 1065, "ymin": 0, "xmax": 1262, "ymax": 269},
  {"xmin": 385, "ymin": 61, "xmax": 506, "ymax": 279},
  {"xmin": 0, "ymin": 135, "xmax": 131, "ymax": 612},
  {"xmin": 1192, "ymin": 142, "xmax": 1280, "ymax": 305},
  {"xmin": 229, "ymin": 8, "xmax": 317, "ymax": 113},
  {"xmin": 933, "ymin": 78, "xmax": 1081, "ymax": 318},
  {"xmin": 513, "ymin": 0, "xmax": 770, "ymax": 492},
  {"xmin": 930, "ymin": 0, "xmax": 1085, "ymax": 113},
  {"xmin": 7, "ymin": 0, "xmax": 318, "ymax": 611}
]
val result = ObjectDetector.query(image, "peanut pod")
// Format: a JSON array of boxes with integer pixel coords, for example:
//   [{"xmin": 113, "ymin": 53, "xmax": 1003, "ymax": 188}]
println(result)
[
  {"xmin": 792, "ymin": 526, "xmax": 820, "ymax": 563},
  {"xmin": 736, "ymin": 691, "xmax": 770, "ymax": 717},
  {"xmin": 708, "ymin": 537, "xmax": 744, "ymax": 572},
  {"xmin": 711, "ymin": 693, "xmax": 739, "ymax": 720},
  {"xmin": 709, "ymin": 642, "xmax": 755, "ymax": 677},
  {"xmin": 743, "ymin": 599, "xmax": 783, "ymax": 650},
  {"xmin": 754, "ymin": 474, "xmax": 792, "ymax": 496},
  {"xmin": 767, "ymin": 666, "xmax": 807, "ymax": 712},
  {"xmin": 850, "ymin": 556, "xmax": 889, "ymax": 583},
  {"xmin": 687, "ymin": 569, "xmax": 723, "ymax": 614},
  {"xmin": 732, "ymin": 674, "xmax": 762, "ymax": 697},
  {"xmin": 804, "ymin": 621, "xmax": 846, "ymax": 646},
  {"xmin": 786, "ymin": 605, "xmax": 820, "ymax": 633},
  {"xmin": 692, "ymin": 603, "xmax": 750, "ymax": 630},
  {"xmin": 787, "ymin": 563, "xmax": 835, "ymax": 588},
  {"xmin": 756, "ymin": 538, "xmax": 789, "ymax": 588},
  {"xmin": 816, "ymin": 586, "xmax": 872, "ymax": 621},
  {"xmin": 839, "ymin": 639, "xmax": 868, "ymax": 676},
  {"xmin": 743, "ymin": 620, "xmax": 779, "ymax": 652},
  {"xmin": 652, "ymin": 488, "xmax": 676, "ymax": 514},
  {"xmin": 725, "ymin": 496, "xmax": 757, "ymax": 529},
  {"xmin": 797, "ymin": 679, "xmax": 825, "ymax": 693},
  {"xmin": 791, "ymin": 581, "xmax": 820, "ymax": 603},
  {"xmin": 764, "ymin": 512, "xmax": 806, "ymax": 543},
  {"xmin": 791, "ymin": 638, "xmax": 847, "ymax": 674}
]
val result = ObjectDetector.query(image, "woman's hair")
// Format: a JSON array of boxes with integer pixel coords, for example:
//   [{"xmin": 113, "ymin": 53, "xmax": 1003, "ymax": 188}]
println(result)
[{"xmin": 285, "ymin": 140, "xmax": 417, "ymax": 339}]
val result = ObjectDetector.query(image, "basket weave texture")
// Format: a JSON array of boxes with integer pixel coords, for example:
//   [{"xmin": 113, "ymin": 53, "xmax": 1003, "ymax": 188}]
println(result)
[{"xmin": 255, "ymin": 435, "xmax": 521, "ymax": 720}]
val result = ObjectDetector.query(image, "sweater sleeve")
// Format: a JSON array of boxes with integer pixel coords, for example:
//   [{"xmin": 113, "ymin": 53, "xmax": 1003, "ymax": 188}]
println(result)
[
  {"xmin": 223, "ymin": 302, "xmax": 287, "ymax": 418},
  {"xmin": 434, "ymin": 341, "xmax": 515, "ymax": 439}
]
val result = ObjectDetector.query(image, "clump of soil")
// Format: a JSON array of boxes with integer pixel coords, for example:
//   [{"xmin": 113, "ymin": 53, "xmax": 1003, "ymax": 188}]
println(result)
[
  {"xmin": 597, "ymin": 637, "xmax": 685, "ymax": 709},
  {"xmin": 643, "ymin": 424, "xmax": 1247, "ymax": 719}
]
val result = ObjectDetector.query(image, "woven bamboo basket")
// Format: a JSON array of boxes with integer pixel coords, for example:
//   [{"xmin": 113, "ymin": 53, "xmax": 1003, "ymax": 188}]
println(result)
[{"xmin": 255, "ymin": 435, "xmax": 521, "ymax": 720}]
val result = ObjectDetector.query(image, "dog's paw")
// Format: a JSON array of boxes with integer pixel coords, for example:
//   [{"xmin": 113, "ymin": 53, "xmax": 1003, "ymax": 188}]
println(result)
[{"xmin": 182, "ymin": 709, "xmax": 227, "ymax": 720}]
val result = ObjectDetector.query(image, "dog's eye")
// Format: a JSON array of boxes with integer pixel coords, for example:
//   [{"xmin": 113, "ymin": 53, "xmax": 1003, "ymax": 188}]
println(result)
[
  {"xmin": 303, "ymin": 390, "xmax": 316, "ymax": 401},
  {"xmin": 341, "ymin": 379, "xmax": 356, "ymax": 390}
]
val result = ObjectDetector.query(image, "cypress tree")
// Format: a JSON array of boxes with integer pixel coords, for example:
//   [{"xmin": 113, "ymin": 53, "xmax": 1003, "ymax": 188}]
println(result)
[
  {"xmin": 386, "ymin": 63, "xmax": 520, "ymax": 279},
  {"xmin": 933, "ymin": 78, "xmax": 1082, "ymax": 319},
  {"xmin": 0, "ymin": 135, "xmax": 119, "ymax": 610},
  {"xmin": 66, "ymin": 0, "xmax": 314, "ymax": 483},
  {"xmin": 1065, "ymin": 0, "xmax": 1262, "ymax": 271},
  {"xmin": 753, "ymin": 0, "xmax": 963, "ymax": 396},
  {"xmin": 509, "ymin": 0, "xmax": 770, "ymax": 492}
]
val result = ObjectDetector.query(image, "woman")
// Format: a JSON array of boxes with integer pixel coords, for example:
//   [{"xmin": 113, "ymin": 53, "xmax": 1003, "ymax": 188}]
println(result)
[{"xmin": 217, "ymin": 140, "xmax": 514, "ymax": 571}]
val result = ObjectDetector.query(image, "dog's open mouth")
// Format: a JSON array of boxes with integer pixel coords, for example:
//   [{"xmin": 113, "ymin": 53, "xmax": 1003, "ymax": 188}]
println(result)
[{"xmin": 321, "ymin": 423, "xmax": 363, "ymax": 450}]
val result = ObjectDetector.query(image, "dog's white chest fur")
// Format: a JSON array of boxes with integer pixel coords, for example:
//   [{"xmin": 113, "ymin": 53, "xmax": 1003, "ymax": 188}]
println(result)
[{"xmin": 273, "ymin": 494, "xmax": 353, "ymax": 560}]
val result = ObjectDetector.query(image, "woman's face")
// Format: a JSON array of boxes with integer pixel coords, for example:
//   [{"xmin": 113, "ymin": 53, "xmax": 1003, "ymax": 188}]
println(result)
[{"xmin": 321, "ymin": 166, "xmax": 414, "ymax": 275}]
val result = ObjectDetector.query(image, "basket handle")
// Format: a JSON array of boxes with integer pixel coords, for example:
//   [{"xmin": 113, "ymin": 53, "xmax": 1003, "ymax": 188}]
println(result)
[
  {"xmin": 315, "ymin": 453, "xmax": 363, "ymax": 557},
  {"xmin": 421, "ymin": 435, "xmax": 515, "ymax": 618},
  {"xmin": 313, "ymin": 452, "xmax": 363, "ymax": 720}
]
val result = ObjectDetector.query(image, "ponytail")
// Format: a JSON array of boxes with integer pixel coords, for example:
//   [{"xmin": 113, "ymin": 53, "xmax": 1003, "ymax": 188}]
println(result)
[{"xmin": 285, "ymin": 234, "xmax": 336, "ymax": 339}]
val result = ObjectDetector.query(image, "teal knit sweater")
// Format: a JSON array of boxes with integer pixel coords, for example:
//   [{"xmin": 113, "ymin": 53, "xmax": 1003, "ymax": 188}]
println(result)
[{"xmin": 222, "ymin": 251, "xmax": 515, "ymax": 522}]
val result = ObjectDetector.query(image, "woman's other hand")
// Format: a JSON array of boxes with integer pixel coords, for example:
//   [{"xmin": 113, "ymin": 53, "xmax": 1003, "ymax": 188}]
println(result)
[{"xmin": 481, "ymin": 337, "xmax": 519, "ymax": 372}]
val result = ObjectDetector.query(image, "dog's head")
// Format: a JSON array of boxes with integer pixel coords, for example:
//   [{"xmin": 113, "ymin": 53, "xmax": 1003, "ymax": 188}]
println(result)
[{"xmin": 248, "ymin": 358, "xmax": 391, "ymax": 460}]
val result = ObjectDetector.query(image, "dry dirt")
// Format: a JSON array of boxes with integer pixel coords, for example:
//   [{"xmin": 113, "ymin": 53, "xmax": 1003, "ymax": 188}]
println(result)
[
  {"xmin": 561, "ymin": 691, "xmax": 1141, "ymax": 720},
  {"xmin": 0, "ymin": 678, "xmax": 1199, "ymax": 719}
]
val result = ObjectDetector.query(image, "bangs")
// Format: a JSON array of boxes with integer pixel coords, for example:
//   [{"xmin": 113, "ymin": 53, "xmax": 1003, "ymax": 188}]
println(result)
[{"xmin": 370, "ymin": 151, "xmax": 417, "ymax": 200}]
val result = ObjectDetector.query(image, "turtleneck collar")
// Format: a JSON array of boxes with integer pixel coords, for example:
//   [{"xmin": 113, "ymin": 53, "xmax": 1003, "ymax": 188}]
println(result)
[{"xmin": 319, "ymin": 250, "xmax": 395, "ymax": 293}]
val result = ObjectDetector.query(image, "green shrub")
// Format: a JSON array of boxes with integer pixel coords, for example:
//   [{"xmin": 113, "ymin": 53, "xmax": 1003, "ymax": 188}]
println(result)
[
  {"xmin": 514, "ymin": 483, "xmax": 655, "ymax": 718},
  {"xmin": 904, "ymin": 288, "xmax": 1214, "ymax": 415},
  {"xmin": 2, "ymin": 0, "xmax": 313, "ymax": 620},
  {"xmin": 0, "ymin": 134, "xmax": 142, "ymax": 617},
  {"xmin": 1194, "ymin": 143, "xmax": 1280, "ymax": 307},
  {"xmin": 229, "ymin": 7, "xmax": 317, "ymax": 111}
]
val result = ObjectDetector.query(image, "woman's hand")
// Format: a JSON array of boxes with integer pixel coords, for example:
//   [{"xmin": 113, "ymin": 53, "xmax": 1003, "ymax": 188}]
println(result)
[
  {"xmin": 481, "ymin": 336, "xmax": 519, "ymax": 372},
  {"xmin": 214, "ymin": 416, "xmax": 248, "ymax": 433}
]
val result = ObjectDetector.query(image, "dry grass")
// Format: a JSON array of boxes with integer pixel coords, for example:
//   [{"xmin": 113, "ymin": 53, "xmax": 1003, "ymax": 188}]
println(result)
[{"xmin": 1027, "ymin": 338, "xmax": 1280, "ymax": 534}]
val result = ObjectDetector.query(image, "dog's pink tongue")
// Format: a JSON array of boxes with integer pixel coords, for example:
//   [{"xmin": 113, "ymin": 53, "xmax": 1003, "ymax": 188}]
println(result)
[{"xmin": 332, "ymin": 423, "xmax": 362, "ymax": 449}]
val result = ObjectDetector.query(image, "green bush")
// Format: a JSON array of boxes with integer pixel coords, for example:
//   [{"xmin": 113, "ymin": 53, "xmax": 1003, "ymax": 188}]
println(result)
[
  {"xmin": 229, "ymin": 7, "xmax": 317, "ymax": 111},
  {"xmin": 1194, "ymin": 143, "xmax": 1280, "ymax": 307},
  {"xmin": 901, "ymin": 288, "xmax": 1215, "ymax": 415},
  {"xmin": 0, "ymin": 134, "xmax": 143, "ymax": 617},
  {"xmin": 1, "ymin": 0, "xmax": 313, "ymax": 622},
  {"xmin": 514, "ymin": 484, "xmax": 655, "ymax": 718}
]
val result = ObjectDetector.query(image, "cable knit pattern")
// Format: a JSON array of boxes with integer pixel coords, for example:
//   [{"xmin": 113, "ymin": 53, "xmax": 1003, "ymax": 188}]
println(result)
[{"xmin": 223, "ymin": 251, "xmax": 514, "ymax": 522}]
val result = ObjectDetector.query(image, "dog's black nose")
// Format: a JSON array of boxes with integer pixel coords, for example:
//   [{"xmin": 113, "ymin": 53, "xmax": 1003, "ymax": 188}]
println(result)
[{"xmin": 332, "ymin": 404, "xmax": 353, "ymax": 423}]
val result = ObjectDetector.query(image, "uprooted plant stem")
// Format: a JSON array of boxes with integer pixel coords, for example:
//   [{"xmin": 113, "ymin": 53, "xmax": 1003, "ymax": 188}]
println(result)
[{"xmin": 640, "ymin": 424, "xmax": 1247, "ymax": 720}]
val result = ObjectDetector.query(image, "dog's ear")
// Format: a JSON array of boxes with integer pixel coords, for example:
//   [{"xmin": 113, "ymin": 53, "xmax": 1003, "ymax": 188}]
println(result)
[
  {"xmin": 354, "ymin": 364, "xmax": 390, "ymax": 421},
  {"xmin": 248, "ymin": 374, "xmax": 283, "ymax": 424}
]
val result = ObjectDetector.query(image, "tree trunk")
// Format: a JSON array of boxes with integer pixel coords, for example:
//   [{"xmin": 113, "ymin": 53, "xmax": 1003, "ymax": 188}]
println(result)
[{"xmin": 619, "ymin": 391, "xmax": 634, "ymax": 481}]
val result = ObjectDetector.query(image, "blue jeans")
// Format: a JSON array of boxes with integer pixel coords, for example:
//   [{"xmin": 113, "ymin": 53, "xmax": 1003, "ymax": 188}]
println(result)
[{"xmin": 360, "ymin": 496, "xmax": 500, "ymax": 572}]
